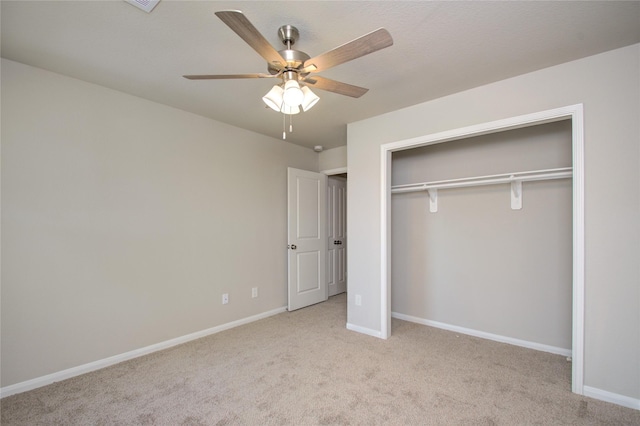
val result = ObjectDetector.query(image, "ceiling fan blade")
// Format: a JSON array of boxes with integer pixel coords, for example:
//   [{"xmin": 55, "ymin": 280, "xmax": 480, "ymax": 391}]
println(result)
[
  {"xmin": 215, "ymin": 10, "xmax": 286, "ymax": 69},
  {"xmin": 303, "ymin": 76, "xmax": 369, "ymax": 98},
  {"xmin": 183, "ymin": 73, "xmax": 276, "ymax": 80},
  {"xmin": 302, "ymin": 28, "xmax": 393, "ymax": 73}
]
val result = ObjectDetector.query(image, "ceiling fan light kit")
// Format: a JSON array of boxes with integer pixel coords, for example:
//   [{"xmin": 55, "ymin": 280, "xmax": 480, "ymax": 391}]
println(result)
[
  {"xmin": 262, "ymin": 85, "xmax": 285, "ymax": 111},
  {"xmin": 280, "ymin": 104, "xmax": 300, "ymax": 115},
  {"xmin": 300, "ymin": 86, "xmax": 320, "ymax": 112},
  {"xmin": 264, "ymin": 82, "xmax": 318, "ymax": 110},
  {"xmin": 184, "ymin": 10, "xmax": 393, "ymax": 140},
  {"xmin": 282, "ymin": 79, "xmax": 305, "ymax": 107}
]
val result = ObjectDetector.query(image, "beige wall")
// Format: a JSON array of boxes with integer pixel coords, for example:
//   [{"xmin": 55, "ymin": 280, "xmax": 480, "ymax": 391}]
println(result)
[
  {"xmin": 1, "ymin": 59, "xmax": 318, "ymax": 387},
  {"xmin": 392, "ymin": 121, "xmax": 573, "ymax": 350},
  {"xmin": 319, "ymin": 146, "xmax": 347, "ymax": 172},
  {"xmin": 347, "ymin": 44, "xmax": 639, "ymax": 400}
]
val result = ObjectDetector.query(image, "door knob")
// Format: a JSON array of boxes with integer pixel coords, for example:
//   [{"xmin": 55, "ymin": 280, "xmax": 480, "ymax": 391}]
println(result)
[{"xmin": 289, "ymin": 244, "xmax": 297, "ymax": 250}]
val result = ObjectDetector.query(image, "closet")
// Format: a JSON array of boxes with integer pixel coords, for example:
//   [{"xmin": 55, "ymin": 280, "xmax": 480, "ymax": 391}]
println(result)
[{"xmin": 390, "ymin": 120, "xmax": 573, "ymax": 353}]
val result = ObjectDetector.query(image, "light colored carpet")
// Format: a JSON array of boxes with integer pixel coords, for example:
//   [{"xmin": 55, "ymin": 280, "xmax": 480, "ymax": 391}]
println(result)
[{"xmin": 2, "ymin": 293, "xmax": 639, "ymax": 425}]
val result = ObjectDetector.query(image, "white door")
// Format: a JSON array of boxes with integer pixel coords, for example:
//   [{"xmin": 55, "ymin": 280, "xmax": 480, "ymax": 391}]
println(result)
[
  {"xmin": 327, "ymin": 176, "xmax": 347, "ymax": 296},
  {"xmin": 287, "ymin": 168, "xmax": 327, "ymax": 311}
]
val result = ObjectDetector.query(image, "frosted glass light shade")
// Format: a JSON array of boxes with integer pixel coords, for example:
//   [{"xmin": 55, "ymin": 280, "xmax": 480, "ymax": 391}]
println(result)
[
  {"xmin": 280, "ymin": 104, "xmax": 300, "ymax": 115},
  {"xmin": 300, "ymin": 86, "xmax": 320, "ymax": 111},
  {"xmin": 262, "ymin": 85, "xmax": 284, "ymax": 111},
  {"xmin": 283, "ymin": 79, "xmax": 304, "ymax": 106}
]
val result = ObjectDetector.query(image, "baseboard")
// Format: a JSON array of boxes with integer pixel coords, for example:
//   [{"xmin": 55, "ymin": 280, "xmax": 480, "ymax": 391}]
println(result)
[
  {"xmin": 0, "ymin": 306, "xmax": 287, "ymax": 399},
  {"xmin": 346, "ymin": 322, "xmax": 382, "ymax": 338},
  {"xmin": 583, "ymin": 386, "xmax": 640, "ymax": 411},
  {"xmin": 391, "ymin": 312, "xmax": 572, "ymax": 357}
]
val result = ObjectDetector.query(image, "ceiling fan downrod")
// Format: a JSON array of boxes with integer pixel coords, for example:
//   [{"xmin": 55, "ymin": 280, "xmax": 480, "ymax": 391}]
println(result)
[{"xmin": 267, "ymin": 25, "xmax": 311, "ymax": 77}]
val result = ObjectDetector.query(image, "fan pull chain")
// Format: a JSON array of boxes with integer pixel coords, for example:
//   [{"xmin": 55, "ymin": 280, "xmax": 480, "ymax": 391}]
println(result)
[
  {"xmin": 280, "ymin": 101, "xmax": 295, "ymax": 140},
  {"xmin": 282, "ymin": 110, "xmax": 286, "ymax": 140}
]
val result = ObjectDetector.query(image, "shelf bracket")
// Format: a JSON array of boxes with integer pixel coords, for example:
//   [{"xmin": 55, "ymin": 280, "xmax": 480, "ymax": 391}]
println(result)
[
  {"xmin": 511, "ymin": 179, "xmax": 522, "ymax": 210},
  {"xmin": 427, "ymin": 188, "xmax": 438, "ymax": 213}
]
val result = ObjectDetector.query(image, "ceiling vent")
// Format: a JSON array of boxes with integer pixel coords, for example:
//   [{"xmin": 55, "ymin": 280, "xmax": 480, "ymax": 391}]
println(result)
[{"xmin": 124, "ymin": 0, "xmax": 160, "ymax": 13}]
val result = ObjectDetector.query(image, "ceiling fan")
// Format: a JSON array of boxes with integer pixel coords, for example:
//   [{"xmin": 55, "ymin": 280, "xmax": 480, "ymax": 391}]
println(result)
[{"xmin": 184, "ymin": 10, "xmax": 393, "ymax": 135}]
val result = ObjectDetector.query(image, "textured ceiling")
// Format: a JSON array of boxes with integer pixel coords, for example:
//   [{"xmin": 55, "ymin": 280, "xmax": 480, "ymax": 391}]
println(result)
[{"xmin": 2, "ymin": 1, "xmax": 639, "ymax": 150}]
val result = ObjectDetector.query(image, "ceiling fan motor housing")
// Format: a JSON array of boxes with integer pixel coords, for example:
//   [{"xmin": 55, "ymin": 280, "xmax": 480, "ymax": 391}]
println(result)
[
  {"xmin": 267, "ymin": 25, "xmax": 311, "ymax": 77},
  {"xmin": 268, "ymin": 48, "xmax": 310, "ymax": 75}
]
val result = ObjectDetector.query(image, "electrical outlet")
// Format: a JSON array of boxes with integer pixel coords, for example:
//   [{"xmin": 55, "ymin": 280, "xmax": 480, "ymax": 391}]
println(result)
[
  {"xmin": 222, "ymin": 293, "xmax": 229, "ymax": 305},
  {"xmin": 355, "ymin": 295, "xmax": 362, "ymax": 306},
  {"xmin": 251, "ymin": 287, "xmax": 258, "ymax": 298}
]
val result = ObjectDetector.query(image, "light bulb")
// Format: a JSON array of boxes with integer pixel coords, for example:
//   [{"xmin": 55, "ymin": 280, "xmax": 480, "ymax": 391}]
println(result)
[{"xmin": 282, "ymin": 79, "xmax": 304, "ymax": 106}]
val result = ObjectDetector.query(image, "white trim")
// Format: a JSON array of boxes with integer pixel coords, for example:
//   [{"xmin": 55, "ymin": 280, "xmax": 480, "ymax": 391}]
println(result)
[
  {"xmin": 380, "ymin": 104, "xmax": 585, "ymax": 395},
  {"xmin": 0, "ymin": 306, "xmax": 287, "ymax": 399},
  {"xmin": 380, "ymin": 147, "xmax": 392, "ymax": 339},
  {"xmin": 392, "ymin": 312, "xmax": 571, "ymax": 357},
  {"xmin": 583, "ymin": 386, "xmax": 640, "ymax": 411},
  {"xmin": 321, "ymin": 167, "xmax": 347, "ymax": 175},
  {"xmin": 381, "ymin": 108, "xmax": 574, "ymax": 153},
  {"xmin": 346, "ymin": 322, "xmax": 382, "ymax": 338},
  {"xmin": 571, "ymin": 104, "xmax": 585, "ymax": 394}
]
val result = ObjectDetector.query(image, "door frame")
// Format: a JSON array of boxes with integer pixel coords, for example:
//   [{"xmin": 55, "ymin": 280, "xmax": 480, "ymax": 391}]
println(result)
[
  {"xmin": 326, "ymin": 174, "xmax": 347, "ymax": 297},
  {"xmin": 322, "ymin": 167, "xmax": 348, "ymax": 176},
  {"xmin": 379, "ymin": 104, "xmax": 585, "ymax": 395}
]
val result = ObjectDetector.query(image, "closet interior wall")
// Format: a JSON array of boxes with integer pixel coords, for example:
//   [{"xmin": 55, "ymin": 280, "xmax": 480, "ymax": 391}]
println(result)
[{"xmin": 391, "ymin": 120, "xmax": 573, "ymax": 351}]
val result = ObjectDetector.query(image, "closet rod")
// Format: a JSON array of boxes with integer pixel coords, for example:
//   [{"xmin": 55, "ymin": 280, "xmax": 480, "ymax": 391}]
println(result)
[{"xmin": 391, "ymin": 167, "xmax": 572, "ymax": 194}]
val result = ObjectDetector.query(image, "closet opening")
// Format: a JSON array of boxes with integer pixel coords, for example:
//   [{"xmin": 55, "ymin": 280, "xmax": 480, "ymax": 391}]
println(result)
[{"xmin": 380, "ymin": 105, "xmax": 585, "ymax": 395}]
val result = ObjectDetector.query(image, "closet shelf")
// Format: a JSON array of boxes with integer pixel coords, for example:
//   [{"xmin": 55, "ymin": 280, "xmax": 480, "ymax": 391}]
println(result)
[{"xmin": 391, "ymin": 167, "xmax": 572, "ymax": 212}]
